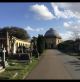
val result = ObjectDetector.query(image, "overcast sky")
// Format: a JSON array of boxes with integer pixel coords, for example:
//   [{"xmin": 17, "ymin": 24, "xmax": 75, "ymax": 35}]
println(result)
[{"xmin": 0, "ymin": 2, "xmax": 80, "ymax": 40}]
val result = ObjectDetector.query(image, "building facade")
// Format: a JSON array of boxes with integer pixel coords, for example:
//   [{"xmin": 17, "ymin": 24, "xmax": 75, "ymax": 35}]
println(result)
[
  {"xmin": 44, "ymin": 28, "xmax": 62, "ymax": 49},
  {"xmin": 0, "ymin": 32, "xmax": 30, "ymax": 54}
]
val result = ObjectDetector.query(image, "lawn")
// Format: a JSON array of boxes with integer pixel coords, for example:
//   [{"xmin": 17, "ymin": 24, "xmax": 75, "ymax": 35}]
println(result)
[
  {"xmin": 62, "ymin": 51, "xmax": 80, "ymax": 60},
  {"xmin": 0, "ymin": 57, "xmax": 39, "ymax": 80}
]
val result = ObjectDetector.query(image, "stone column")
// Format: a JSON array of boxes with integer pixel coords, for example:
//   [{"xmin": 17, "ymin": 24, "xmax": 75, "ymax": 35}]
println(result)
[
  {"xmin": 13, "ymin": 38, "xmax": 16, "ymax": 54},
  {"xmin": 6, "ymin": 32, "xmax": 10, "ymax": 54},
  {"xmin": 21, "ymin": 44, "xmax": 23, "ymax": 53}
]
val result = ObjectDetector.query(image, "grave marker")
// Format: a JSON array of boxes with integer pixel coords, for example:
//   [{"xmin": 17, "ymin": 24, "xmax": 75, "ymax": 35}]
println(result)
[{"xmin": 2, "ymin": 48, "xmax": 6, "ymax": 68}]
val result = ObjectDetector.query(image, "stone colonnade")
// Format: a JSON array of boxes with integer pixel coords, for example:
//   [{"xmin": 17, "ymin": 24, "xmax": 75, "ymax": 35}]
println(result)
[{"xmin": 11, "ymin": 37, "xmax": 30, "ymax": 54}]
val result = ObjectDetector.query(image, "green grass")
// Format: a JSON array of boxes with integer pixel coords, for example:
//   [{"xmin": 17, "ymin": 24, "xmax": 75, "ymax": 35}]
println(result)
[
  {"xmin": 62, "ymin": 52, "xmax": 80, "ymax": 60},
  {"xmin": 0, "ymin": 57, "xmax": 39, "ymax": 80}
]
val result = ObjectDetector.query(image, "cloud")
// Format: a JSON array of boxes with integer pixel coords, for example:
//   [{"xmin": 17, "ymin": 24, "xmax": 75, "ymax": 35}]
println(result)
[
  {"xmin": 51, "ymin": 3, "xmax": 80, "ymax": 19},
  {"xmin": 36, "ymin": 28, "xmax": 44, "ymax": 32},
  {"xmin": 56, "ymin": 3, "xmax": 80, "ymax": 13},
  {"xmin": 51, "ymin": 3, "xmax": 75, "ymax": 19},
  {"xmin": 60, "ymin": 31, "xmax": 73, "ymax": 41},
  {"xmin": 25, "ymin": 26, "xmax": 44, "ymax": 32},
  {"xmin": 26, "ymin": 26, "xmax": 34, "ymax": 31},
  {"xmin": 78, "ymin": 20, "xmax": 80, "ymax": 23},
  {"xmin": 64, "ymin": 22, "xmax": 70, "ymax": 27},
  {"xmin": 63, "ymin": 21, "xmax": 80, "ymax": 32},
  {"xmin": 30, "ymin": 4, "xmax": 55, "ymax": 20},
  {"xmin": 30, "ymin": 3, "xmax": 80, "ymax": 20},
  {"xmin": 62, "ymin": 20, "xmax": 80, "ymax": 40}
]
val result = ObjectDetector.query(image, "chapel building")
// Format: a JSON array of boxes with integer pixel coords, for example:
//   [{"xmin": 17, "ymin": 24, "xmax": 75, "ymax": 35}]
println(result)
[{"xmin": 44, "ymin": 28, "xmax": 62, "ymax": 49}]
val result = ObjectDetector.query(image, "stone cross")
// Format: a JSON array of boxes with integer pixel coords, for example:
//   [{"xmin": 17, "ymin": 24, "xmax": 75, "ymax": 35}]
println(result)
[{"xmin": 2, "ymin": 48, "xmax": 6, "ymax": 68}]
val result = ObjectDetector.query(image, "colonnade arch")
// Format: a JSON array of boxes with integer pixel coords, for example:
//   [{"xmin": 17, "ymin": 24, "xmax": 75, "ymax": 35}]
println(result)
[{"xmin": 13, "ymin": 39, "xmax": 30, "ymax": 53}]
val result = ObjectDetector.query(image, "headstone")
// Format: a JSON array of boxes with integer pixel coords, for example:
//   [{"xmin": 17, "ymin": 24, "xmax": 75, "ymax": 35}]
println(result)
[
  {"xmin": 2, "ymin": 48, "xmax": 6, "ymax": 68},
  {"xmin": 5, "ymin": 61, "xmax": 9, "ymax": 67}
]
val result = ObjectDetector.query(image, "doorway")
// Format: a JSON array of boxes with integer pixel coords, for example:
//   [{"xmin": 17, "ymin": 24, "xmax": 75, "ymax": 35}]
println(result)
[{"xmin": 51, "ymin": 44, "xmax": 54, "ymax": 49}]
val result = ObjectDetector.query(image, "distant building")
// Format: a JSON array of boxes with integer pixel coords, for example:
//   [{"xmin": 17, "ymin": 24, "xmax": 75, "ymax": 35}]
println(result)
[
  {"xmin": 44, "ymin": 28, "xmax": 62, "ymax": 49},
  {"xmin": 0, "ymin": 32, "xmax": 30, "ymax": 54}
]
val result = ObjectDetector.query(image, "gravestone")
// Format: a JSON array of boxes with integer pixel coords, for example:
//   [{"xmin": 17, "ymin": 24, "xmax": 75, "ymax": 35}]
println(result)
[
  {"xmin": 0, "ymin": 48, "xmax": 3, "ymax": 65},
  {"xmin": 2, "ymin": 48, "xmax": 8, "ymax": 68}
]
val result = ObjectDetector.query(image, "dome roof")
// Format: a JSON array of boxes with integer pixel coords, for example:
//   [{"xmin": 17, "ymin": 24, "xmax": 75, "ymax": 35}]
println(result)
[{"xmin": 44, "ymin": 28, "xmax": 61, "ymax": 38}]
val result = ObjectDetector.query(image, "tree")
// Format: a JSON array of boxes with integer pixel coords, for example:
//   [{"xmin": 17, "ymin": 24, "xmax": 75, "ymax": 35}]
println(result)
[
  {"xmin": 70, "ymin": 31, "xmax": 80, "ymax": 41},
  {"xmin": 69, "ymin": 30, "xmax": 80, "ymax": 52},
  {"xmin": 58, "ymin": 40, "xmax": 74, "ymax": 52},
  {"xmin": 0, "ymin": 26, "xmax": 30, "ymax": 40},
  {"xmin": 37, "ymin": 35, "xmax": 45, "ymax": 54},
  {"xmin": 31, "ymin": 37, "xmax": 39, "ymax": 58}
]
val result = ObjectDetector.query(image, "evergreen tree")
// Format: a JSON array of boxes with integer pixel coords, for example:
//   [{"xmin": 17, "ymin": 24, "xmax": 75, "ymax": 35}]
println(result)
[{"xmin": 37, "ymin": 35, "xmax": 45, "ymax": 55}]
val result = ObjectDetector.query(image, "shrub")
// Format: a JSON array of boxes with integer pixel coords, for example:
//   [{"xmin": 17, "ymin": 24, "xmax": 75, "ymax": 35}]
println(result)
[
  {"xmin": 32, "ymin": 49, "xmax": 39, "ymax": 58},
  {"xmin": 8, "ymin": 54, "xmax": 30, "ymax": 60}
]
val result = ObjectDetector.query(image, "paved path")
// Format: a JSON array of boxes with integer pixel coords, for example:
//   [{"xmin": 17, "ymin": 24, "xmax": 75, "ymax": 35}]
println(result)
[{"xmin": 25, "ymin": 49, "xmax": 80, "ymax": 80}]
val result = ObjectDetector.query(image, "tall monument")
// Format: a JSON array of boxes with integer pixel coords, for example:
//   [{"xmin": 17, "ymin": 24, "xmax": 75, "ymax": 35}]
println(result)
[{"xmin": 6, "ymin": 32, "xmax": 10, "ymax": 54}]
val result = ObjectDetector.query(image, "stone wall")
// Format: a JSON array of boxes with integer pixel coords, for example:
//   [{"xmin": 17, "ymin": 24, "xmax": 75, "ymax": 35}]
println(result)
[{"xmin": 45, "ymin": 37, "xmax": 61, "ymax": 49}]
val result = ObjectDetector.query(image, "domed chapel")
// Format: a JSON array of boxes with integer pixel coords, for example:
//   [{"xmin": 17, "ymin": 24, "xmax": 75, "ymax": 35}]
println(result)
[{"xmin": 44, "ymin": 28, "xmax": 62, "ymax": 49}]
